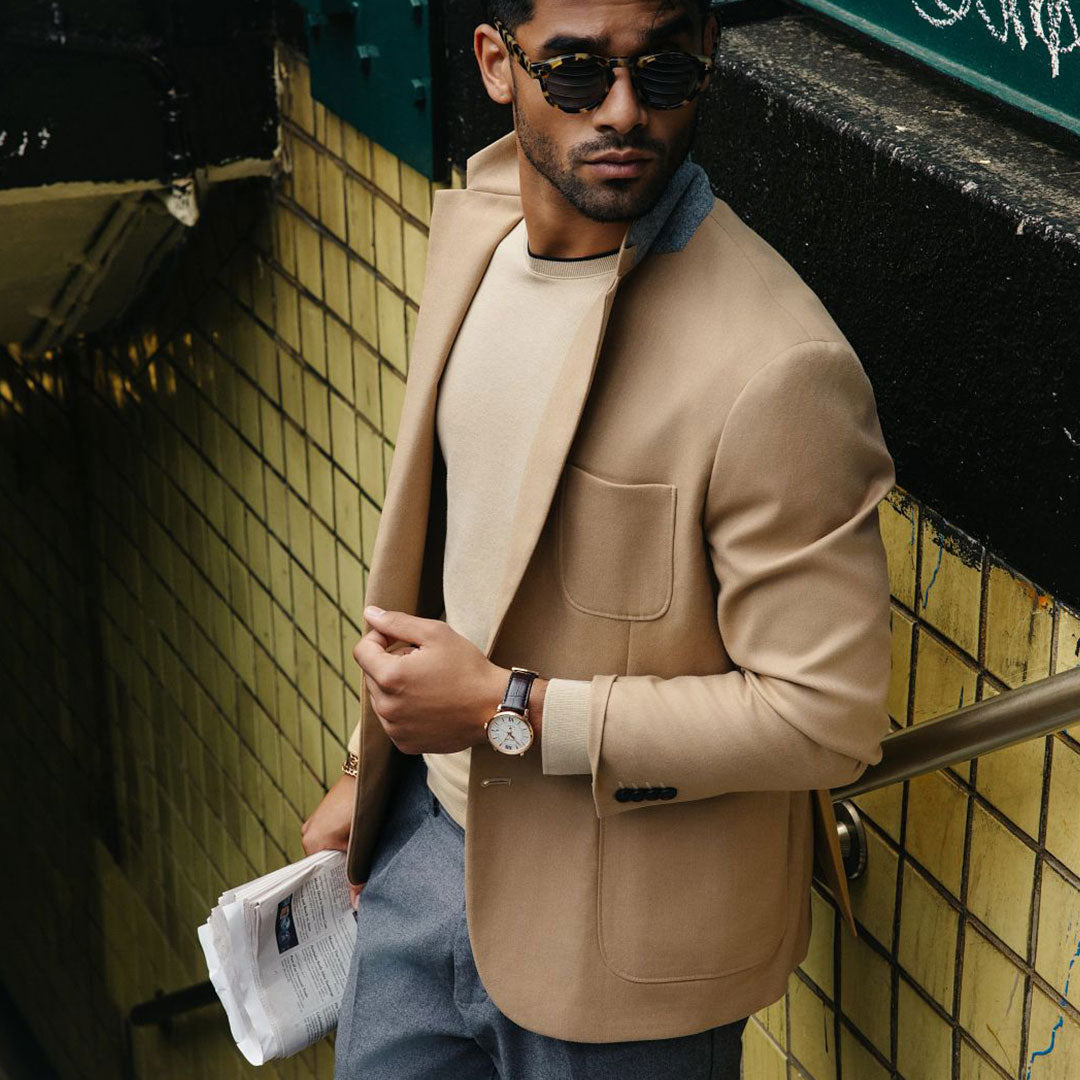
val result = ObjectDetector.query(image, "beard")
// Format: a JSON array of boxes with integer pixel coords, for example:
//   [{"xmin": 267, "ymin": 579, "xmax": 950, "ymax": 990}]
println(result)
[{"xmin": 512, "ymin": 96, "xmax": 698, "ymax": 223}]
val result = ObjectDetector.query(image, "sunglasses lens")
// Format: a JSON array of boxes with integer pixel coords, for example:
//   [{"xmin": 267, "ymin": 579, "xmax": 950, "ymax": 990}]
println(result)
[
  {"xmin": 544, "ymin": 58, "xmax": 610, "ymax": 110},
  {"xmin": 634, "ymin": 53, "xmax": 703, "ymax": 108}
]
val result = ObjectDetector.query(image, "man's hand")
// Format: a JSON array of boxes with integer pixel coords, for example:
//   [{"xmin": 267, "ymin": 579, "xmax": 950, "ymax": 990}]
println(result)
[
  {"xmin": 301, "ymin": 773, "xmax": 365, "ymax": 910},
  {"xmin": 355, "ymin": 606, "xmax": 512, "ymax": 755}
]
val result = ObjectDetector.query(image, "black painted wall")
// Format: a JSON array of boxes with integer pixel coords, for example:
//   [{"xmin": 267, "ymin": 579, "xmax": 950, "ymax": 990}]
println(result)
[
  {"xmin": 0, "ymin": 0, "xmax": 277, "ymax": 189},
  {"xmin": 699, "ymin": 9, "xmax": 1080, "ymax": 609}
]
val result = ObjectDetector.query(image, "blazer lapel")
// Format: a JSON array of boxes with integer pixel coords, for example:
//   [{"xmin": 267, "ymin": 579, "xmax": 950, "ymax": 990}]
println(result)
[
  {"xmin": 360, "ymin": 187, "xmax": 523, "ymax": 621},
  {"xmin": 479, "ymin": 149, "xmax": 715, "ymax": 657},
  {"xmin": 346, "ymin": 184, "xmax": 523, "ymax": 884},
  {"xmin": 349, "ymin": 168, "xmax": 639, "ymax": 886},
  {"xmin": 482, "ymin": 270, "xmax": 622, "ymax": 659},
  {"xmin": 365, "ymin": 130, "xmax": 714, "ymax": 659},
  {"xmin": 366, "ymin": 199, "xmax": 634, "ymax": 663}
]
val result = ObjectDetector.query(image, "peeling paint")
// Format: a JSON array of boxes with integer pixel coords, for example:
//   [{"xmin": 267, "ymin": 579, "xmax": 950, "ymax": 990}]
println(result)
[
  {"xmin": 926, "ymin": 514, "xmax": 985, "ymax": 570},
  {"xmin": 887, "ymin": 488, "xmax": 919, "ymax": 562}
]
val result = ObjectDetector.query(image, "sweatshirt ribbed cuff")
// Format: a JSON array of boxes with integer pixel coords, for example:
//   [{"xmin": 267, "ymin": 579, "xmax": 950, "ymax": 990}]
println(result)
[{"xmin": 540, "ymin": 678, "xmax": 593, "ymax": 775}]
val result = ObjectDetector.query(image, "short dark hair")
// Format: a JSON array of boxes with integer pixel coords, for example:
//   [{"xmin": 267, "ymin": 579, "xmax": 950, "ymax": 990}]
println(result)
[{"xmin": 486, "ymin": 0, "xmax": 714, "ymax": 34}]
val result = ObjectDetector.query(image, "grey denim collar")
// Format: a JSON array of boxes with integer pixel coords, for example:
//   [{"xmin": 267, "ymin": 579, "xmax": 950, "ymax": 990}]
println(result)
[{"xmin": 623, "ymin": 153, "xmax": 715, "ymax": 267}]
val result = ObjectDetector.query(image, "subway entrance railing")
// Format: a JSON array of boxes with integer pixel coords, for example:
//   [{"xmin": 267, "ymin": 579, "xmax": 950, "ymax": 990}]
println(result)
[{"xmin": 831, "ymin": 663, "xmax": 1080, "ymax": 879}]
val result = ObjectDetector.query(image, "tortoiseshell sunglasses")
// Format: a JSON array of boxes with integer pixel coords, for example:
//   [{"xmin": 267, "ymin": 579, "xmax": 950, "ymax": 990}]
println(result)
[{"xmin": 492, "ymin": 17, "xmax": 715, "ymax": 113}]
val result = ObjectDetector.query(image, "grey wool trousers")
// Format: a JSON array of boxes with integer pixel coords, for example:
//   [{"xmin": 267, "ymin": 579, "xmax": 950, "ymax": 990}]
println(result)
[{"xmin": 333, "ymin": 752, "xmax": 748, "ymax": 1079}]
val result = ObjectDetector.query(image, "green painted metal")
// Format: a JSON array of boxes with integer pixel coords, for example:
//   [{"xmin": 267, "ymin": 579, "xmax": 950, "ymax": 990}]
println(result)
[
  {"xmin": 793, "ymin": 0, "xmax": 1080, "ymax": 138},
  {"xmin": 298, "ymin": 0, "xmax": 438, "ymax": 178}
]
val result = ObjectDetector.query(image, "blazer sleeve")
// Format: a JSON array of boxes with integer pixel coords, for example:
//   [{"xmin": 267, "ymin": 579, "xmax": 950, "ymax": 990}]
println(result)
[{"xmin": 584, "ymin": 338, "xmax": 896, "ymax": 819}]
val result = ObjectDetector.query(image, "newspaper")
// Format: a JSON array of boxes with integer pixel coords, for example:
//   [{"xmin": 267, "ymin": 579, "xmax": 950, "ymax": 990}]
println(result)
[{"xmin": 197, "ymin": 849, "xmax": 357, "ymax": 1065}]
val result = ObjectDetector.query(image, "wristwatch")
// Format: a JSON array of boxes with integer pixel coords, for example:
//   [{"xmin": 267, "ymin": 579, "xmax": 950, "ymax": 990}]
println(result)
[{"xmin": 484, "ymin": 667, "xmax": 539, "ymax": 756}]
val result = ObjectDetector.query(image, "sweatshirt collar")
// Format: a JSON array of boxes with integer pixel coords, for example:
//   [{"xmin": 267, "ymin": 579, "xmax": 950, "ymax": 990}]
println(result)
[{"xmin": 464, "ymin": 131, "xmax": 714, "ymax": 279}]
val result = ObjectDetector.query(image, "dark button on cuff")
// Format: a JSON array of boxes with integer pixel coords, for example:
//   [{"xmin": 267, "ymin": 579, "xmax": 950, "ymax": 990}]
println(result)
[{"xmin": 615, "ymin": 785, "xmax": 678, "ymax": 802}]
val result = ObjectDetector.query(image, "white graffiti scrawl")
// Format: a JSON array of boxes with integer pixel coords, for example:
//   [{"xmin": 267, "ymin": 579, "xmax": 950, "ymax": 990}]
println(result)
[{"xmin": 912, "ymin": 0, "xmax": 1079, "ymax": 77}]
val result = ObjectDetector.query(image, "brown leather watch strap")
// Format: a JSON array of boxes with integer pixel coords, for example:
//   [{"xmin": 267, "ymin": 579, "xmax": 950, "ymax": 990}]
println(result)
[{"xmin": 501, "ymin": 667, "xmax": 538, "ymax": 714}]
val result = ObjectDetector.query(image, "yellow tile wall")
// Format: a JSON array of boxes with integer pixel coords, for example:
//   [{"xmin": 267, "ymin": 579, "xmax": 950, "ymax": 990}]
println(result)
[
  {"xmin": 1, "ymin": 42, "xmax": 1078, "ymax": 1080},
  {"xmin": 750, "ymin": 489, "xmax": 1080, "ymax": 1080},
  {"xmin": 0, "ymin": 46, "xmax": 441, "ymax": 1080}
]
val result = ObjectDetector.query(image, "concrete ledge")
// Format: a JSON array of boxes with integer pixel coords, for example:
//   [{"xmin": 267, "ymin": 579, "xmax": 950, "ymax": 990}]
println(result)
[
  {"xmin": 711, "ymin": 4, "xmax": 1080, "ymax": 246},
  {"xmin": 697, "ymin": 7, "xmax": 1080, "ymax": 606}
]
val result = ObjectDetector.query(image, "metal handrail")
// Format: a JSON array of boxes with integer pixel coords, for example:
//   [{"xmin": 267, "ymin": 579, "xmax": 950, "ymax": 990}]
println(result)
[{"xmin": 831, "ymin": 664, "xmax": 1080, "ymax": 878}]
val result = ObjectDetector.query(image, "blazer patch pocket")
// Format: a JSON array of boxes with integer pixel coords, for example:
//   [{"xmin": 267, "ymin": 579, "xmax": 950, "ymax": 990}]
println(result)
[
  {"xmin": 557, "ymin": 463, "xmax": 676, "ymax": 621},
  {"xmin": 597, "ymin": 792, "xmax": 793, "ymax": 981}
]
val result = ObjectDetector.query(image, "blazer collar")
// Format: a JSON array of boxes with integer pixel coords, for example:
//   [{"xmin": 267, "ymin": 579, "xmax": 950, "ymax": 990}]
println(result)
[
  {"xmin": 464, "ymin": 130, "xmax": 715, "ymax": 280},
  {"xmin": 361, "ymin": 130, "xmax": 714, "ymax": 662}
]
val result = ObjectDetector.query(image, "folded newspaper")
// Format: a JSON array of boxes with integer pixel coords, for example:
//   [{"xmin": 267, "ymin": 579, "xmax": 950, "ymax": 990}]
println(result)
[{"xmin": 197, "ymin": 849, "xmax": 357, "ymax": 1065}]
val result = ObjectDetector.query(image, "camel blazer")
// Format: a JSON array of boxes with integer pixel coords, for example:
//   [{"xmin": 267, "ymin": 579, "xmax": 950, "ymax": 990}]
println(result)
[{"xmin": 344, "ymin": 129, "xmax": 895, "ymax": 1042}]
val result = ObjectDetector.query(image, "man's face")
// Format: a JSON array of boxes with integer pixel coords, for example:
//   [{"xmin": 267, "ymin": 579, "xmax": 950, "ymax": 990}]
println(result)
[{"xmin": 505, "ymin": 0, "xmax": 714, "ymax": 223}]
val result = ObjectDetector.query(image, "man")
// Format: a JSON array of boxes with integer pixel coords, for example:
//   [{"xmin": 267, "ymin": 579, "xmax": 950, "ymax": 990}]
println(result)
[{"xmin": 302, "ymin": 0, "xmax": 896, "ymax": 1076}]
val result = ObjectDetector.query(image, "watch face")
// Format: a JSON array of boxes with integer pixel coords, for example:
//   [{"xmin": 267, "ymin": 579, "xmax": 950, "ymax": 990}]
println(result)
[{"xmin": 487, "ymin": 711, "xmax": 533, "ymax": 755}]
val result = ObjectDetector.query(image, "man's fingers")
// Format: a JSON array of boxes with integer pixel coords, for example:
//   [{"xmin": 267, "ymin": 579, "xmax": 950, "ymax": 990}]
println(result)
[
  {"xmin": 364, "ymin": 607, "xmax": 442, "ymax": 646},
  {"xmin": 352, "ymin": 628, "xmax": 393, "ymax": 671},
  {"xmin": 355, "ymin": 627, "xmax": 390, "ymax": 653},
  {"xmin": 353, "ymin": 629, "xmax": 425, "ymax": 690},
  {"xmin": 353, "ymin": 635, "xmax": 402, "ymax": 688}
]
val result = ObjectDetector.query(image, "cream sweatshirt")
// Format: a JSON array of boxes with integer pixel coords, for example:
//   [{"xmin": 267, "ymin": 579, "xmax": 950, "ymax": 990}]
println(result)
[{"xmin": 346, "ymin": 217, "xmax": 617, "ymax": 829}]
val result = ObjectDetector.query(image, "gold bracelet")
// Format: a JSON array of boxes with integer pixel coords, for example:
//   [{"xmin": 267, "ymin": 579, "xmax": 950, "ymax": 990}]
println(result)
[{"xmin": 342, "ymin": 751, "xmax": 359, "ymax": 778}]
